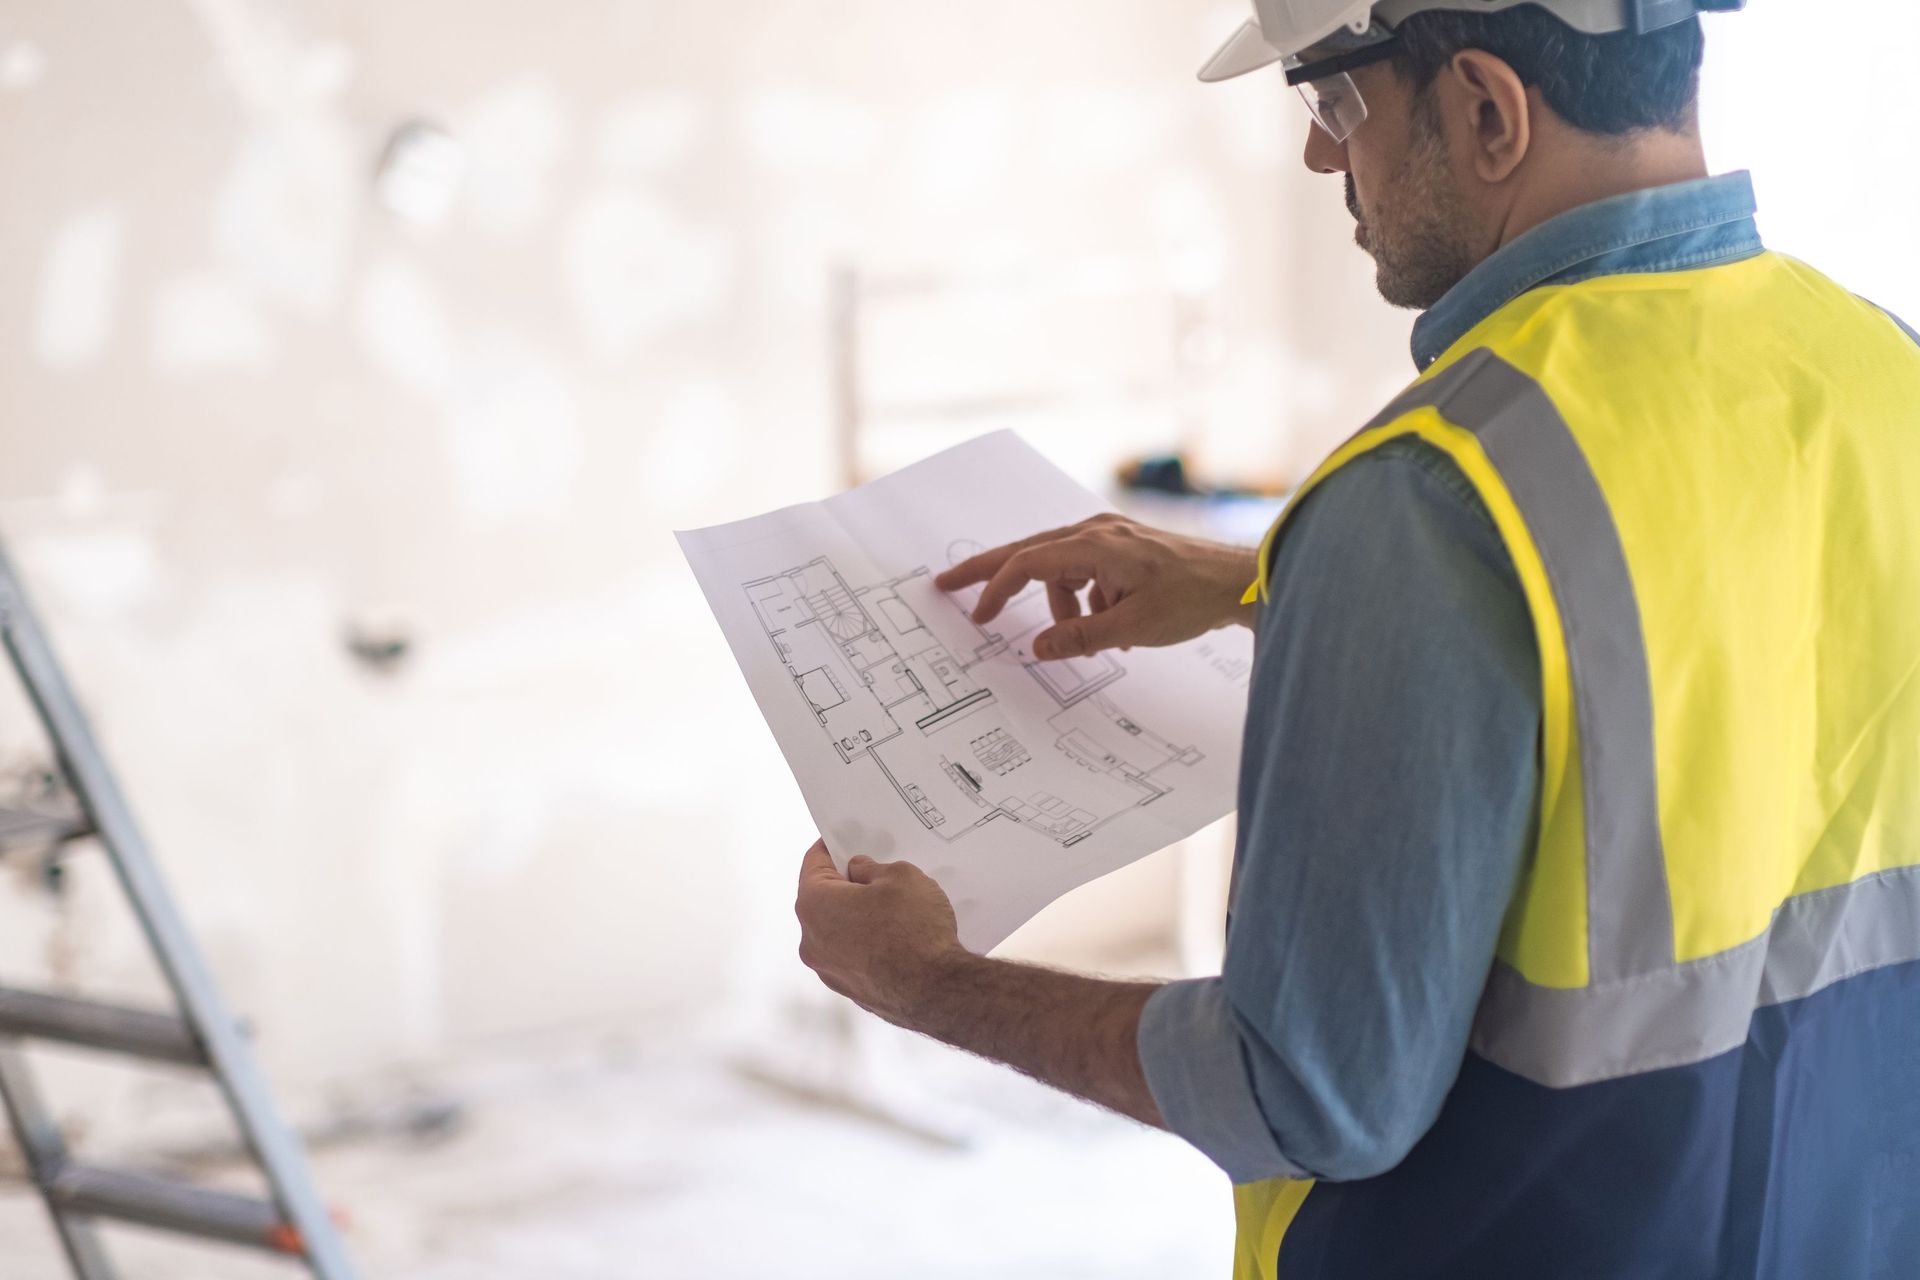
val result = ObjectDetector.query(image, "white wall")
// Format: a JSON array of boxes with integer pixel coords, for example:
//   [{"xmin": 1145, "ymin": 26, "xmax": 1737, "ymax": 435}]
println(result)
[{"xmin": 0, "ymin": 0, "xmax": 1382, "ymax": 1141}]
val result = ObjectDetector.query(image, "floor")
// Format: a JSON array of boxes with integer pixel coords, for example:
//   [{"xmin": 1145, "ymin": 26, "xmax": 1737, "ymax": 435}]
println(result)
[{"xmin": 0, "ymin": 1013, "xmax": 1234, "ymax": 1279}]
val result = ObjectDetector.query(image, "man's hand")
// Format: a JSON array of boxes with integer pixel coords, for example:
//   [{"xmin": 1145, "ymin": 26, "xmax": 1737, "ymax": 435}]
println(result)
[
  {"xmin": 934, "ymin": 514, "xmax": 1260, "ymax": 659},
  {"xmin": 793, "ymin": 840, "xmax": 1168, "ymax": 1129},
  {"xmin": 795, "ymin": 840, "xmax": 965, "ymax": 1028}
]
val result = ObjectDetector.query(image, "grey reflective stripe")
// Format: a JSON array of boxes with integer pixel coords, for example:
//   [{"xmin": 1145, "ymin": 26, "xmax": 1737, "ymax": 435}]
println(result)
[
  {"xmin": 1366, "ymin": 349, "xmax": 1673, "ymax": 983},
  {"xmin": 1365, "ymin": 349, "xmax": 1920, "ymax": 1088},
  {"xmin": 1473, "ymin": 865, "xmax": 1920, "ymax": 1087}
]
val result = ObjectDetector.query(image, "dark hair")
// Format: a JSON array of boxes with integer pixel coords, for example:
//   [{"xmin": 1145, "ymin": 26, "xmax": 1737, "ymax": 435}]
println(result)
[{"xmin": 1392, "ymin": 5, "xmax": 1705, "ymax": 135}]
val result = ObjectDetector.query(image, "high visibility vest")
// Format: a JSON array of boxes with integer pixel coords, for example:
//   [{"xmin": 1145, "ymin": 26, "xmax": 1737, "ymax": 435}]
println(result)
[{"xmin": 1233, "ymin": 251, "xmax": 1920, "ymax": 1278}]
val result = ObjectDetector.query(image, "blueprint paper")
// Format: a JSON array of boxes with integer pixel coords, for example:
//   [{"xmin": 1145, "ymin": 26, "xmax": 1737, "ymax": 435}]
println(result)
[{"xmin": 676, "ymin": 431, "xmax": 1253, "ymax": 953}]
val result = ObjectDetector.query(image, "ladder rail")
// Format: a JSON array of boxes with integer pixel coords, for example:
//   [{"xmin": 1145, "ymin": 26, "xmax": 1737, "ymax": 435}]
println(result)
[
  {"xmin": 0, "ymin": 1041, "xmax": 118, "ymax": 1280},
  {"xmin": 0, "ymin": 541, "xmax": 356, "ymax": 1279}
]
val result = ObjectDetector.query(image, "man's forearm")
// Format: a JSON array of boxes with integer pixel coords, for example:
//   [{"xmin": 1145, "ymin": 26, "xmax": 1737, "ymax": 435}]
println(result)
[{"xmin": 902, "ymin": 951, "xmax": 1167, "ymax": 1129}]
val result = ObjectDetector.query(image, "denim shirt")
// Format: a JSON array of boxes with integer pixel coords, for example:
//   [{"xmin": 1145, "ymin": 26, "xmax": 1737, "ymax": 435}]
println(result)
[{"xmin": 1136, "ymin": 174, "xmax": 1767, "ymax": 1184}]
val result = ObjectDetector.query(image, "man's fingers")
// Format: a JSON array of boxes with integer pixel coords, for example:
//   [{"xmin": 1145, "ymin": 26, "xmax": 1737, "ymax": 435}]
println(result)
[
  {"xmin": 934, "ymin": 546, "xmax": 1015, "ymax": 593},
  {"xmin": 972, "ymin": 541, "xmax": 1098, "ymax": 625},
  {"xmin": 935, "ymin": 526, "xmax": 1074, "ymax": 592},
  {"xmin": 848, "ymin": 857, "xmax": 930, "ymax": 890},
  {"xmin": 1047, "ymin": 582, "xmax": 1083, "ymax": 624},
  {"xmin": 1032, "ymin": 596, "xmax": 1148, "ymax": 660},
  {"xmin": 848, "ymin": 856, "xmax": 923, "ymax": 886}
]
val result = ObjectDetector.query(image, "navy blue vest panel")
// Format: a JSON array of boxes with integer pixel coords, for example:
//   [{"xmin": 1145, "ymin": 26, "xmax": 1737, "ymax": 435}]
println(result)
[{"xmin": 1275, "ymin": 959, "xmax": 1920, "ymax": 1279}]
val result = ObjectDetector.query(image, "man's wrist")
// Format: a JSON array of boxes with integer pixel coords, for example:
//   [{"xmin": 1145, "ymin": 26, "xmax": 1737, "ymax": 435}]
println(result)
[
  {"xmin": 901, "ymin": 943, "xmax": 983, "ymax": 1033},
  {"xmin": 874, "ymin": 945, "xmax": 1171, "ymax": 1129},
  {"xmin": 1206, "ymin": 542, "xmax": 1262, "ymax": 630}
]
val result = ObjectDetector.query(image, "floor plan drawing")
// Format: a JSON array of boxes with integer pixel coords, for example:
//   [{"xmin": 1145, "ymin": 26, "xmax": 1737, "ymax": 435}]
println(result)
[
  {"xmin": 745, "ymin": 556, "xmax": 1203, "ymax": 850},
  {"xmin": 679, "ymin": 429, "xmax": 1253, "ymax": 953}
]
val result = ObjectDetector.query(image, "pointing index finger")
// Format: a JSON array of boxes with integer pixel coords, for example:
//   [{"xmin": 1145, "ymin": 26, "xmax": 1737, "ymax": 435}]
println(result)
[
  {"xmin": 934, "ymin": 524, "xmax": 1078, "ymax": 593},
  {"xmin": 934, "ymin": 544, "xmax": 1016, "ymax": 593},
  {"xmin": 973, "ymin": 540, "xmax": 1095, "ymax": 626}
]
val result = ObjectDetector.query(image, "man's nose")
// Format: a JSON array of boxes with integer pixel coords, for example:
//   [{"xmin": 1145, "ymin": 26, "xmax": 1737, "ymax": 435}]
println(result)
[{"xmin": 1303, "ymin": 123, "xmax": 1348, "ymax": 175}]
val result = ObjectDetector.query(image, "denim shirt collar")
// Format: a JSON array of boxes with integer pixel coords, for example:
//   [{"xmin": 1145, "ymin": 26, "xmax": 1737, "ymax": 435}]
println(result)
[{"xmin": 1409, "ymin": 171, "xmax": 1765, "ymax": 372}]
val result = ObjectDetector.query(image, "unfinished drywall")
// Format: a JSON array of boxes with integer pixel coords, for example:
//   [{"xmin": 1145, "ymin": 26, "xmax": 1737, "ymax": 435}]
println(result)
[{"xmin": 0, "ymin": 0, "xmax": 1416, "ymax": 1146}]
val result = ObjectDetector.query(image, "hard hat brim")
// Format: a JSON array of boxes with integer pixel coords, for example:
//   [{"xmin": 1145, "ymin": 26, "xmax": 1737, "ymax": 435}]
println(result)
[{"xmin": 1198, "ymin": 19, "xmax": 1286, "ymax": 83}]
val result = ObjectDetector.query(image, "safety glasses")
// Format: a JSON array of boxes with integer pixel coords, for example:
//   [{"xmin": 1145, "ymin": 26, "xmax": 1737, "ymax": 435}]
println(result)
[{"xmin": 1283, "ymin": 35, "xmax": 1400, "ymax": 144}]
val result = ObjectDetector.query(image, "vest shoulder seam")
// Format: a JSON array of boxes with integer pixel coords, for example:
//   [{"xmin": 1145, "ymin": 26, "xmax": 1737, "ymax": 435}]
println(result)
[{"xmin": 1316, "ymin": 435, "xmax": 1499, "ymax": 540}]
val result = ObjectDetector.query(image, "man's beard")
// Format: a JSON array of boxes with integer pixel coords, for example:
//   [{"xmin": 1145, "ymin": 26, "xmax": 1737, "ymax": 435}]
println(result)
[{"xmin": 1348, "ymin": 102, "xmax": 1479, "ymax": 311}]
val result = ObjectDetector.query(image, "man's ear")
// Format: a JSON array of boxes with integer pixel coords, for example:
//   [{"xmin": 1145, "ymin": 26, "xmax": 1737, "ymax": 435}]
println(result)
[{"xmin": 1445, "ymin": 50, "xmax": 1532, "ymax": 183}]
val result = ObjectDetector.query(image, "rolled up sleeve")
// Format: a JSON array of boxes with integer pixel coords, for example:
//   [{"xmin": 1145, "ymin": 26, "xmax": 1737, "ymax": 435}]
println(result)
[{"xmin": 1139, "ymin": 978, "xmax": 1310, "ymax": 1184}]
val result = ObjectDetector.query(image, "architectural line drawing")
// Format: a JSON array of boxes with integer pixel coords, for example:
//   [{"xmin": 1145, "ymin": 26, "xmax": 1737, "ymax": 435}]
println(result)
[
  {"xmin": 745, "ymin": 555, "xmax": 1203, "ymax": 850},
  {"xmin": 681, "ymin": 430, "xmax": 1254, "ymax": 952}
]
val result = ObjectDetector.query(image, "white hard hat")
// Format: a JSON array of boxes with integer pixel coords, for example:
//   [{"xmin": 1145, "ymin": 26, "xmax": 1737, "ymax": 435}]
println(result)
[
  {"xmin": 1200, "ymin": 1, "xmax": 1376, "ymax": 83},
  {"xmin": 1199, "ymin": 0, "xmax": 1742, "ymax": 84}
]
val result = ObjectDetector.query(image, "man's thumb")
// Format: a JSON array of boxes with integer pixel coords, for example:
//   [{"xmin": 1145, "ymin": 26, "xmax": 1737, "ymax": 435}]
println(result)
[{"xmin": 847, "ymin": 855, "xmax": 881, "ymax": 884}]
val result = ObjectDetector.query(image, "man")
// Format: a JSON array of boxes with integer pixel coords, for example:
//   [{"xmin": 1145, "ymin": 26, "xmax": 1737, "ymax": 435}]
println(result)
[{"xmin": 794, "ymin": 3, "xmax": 1920, "ymax": 1276}]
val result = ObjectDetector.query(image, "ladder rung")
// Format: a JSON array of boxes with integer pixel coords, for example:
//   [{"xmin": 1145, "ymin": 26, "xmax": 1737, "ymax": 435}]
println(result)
[
  {"xmin": 0, "ymin": 807, "xmax": 92, "ymax": 850},
  {"xmin": 47, "ymin": 1164, "xmax": 304, "ymax": 1255},
  {"xmin": 0, "ymin": 988, "xmax": 205, "ymax": 1066}
]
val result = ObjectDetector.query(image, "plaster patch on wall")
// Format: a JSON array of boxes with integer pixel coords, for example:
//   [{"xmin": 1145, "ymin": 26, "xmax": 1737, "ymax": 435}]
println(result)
[
  {"xmin": 189, "ymin": 0, "xmax": 357, "ymax": 112},
  {"xmin": 0, "ymin": 41, "xmax": 46, "ymax": 91},
  {"xmin": 297, "ymin": 41, "xmax": 358, "ymax": 102},
  {"xmin": 31, "ymin": 206, "xmax": 126, "ymax": 371},
  {"xmin": 193, "ymin": 0, "xmax": 359, "ymax": 312},
  {"xmin": 150, "ymin": 273, "xmax": 276, "ymax": 375},
  {"xmin": 374, "ymin": 121, "xmax": 467, "ymax": 228},
  {"xmin": 213, "ymin": 119, "xmax": 358, "ymax": 315},
  {"xmin": 355, "ymin": 255, "xmax": 458, "ymax": 400},
  {"xmin": 19, "ymin": 530, "xmax": 161, "ymax": 618},
  {"xmin": 459, "ymin": 78, "xmax": 571, "ymax": 238},
  {"xmin": 563, "ymin": 190, "xmax": 732, "ymax": 357},
  {"xmin": 444, "ymin": 332, "xmax": 582, "ymax": 522},
  {"xmin": 739, "ymin": 88, "xmax": 883, "ymax": 173},
  {"xmin": 596, "ymin": 95, "xmax": 703, "ymax": 175}
]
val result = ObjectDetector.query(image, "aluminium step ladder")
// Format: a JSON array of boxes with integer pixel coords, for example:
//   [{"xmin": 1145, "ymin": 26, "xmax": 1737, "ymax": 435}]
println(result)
[{"xmin": 0, "ymin": 538, "xmax": 356, "ymax": 1279}]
